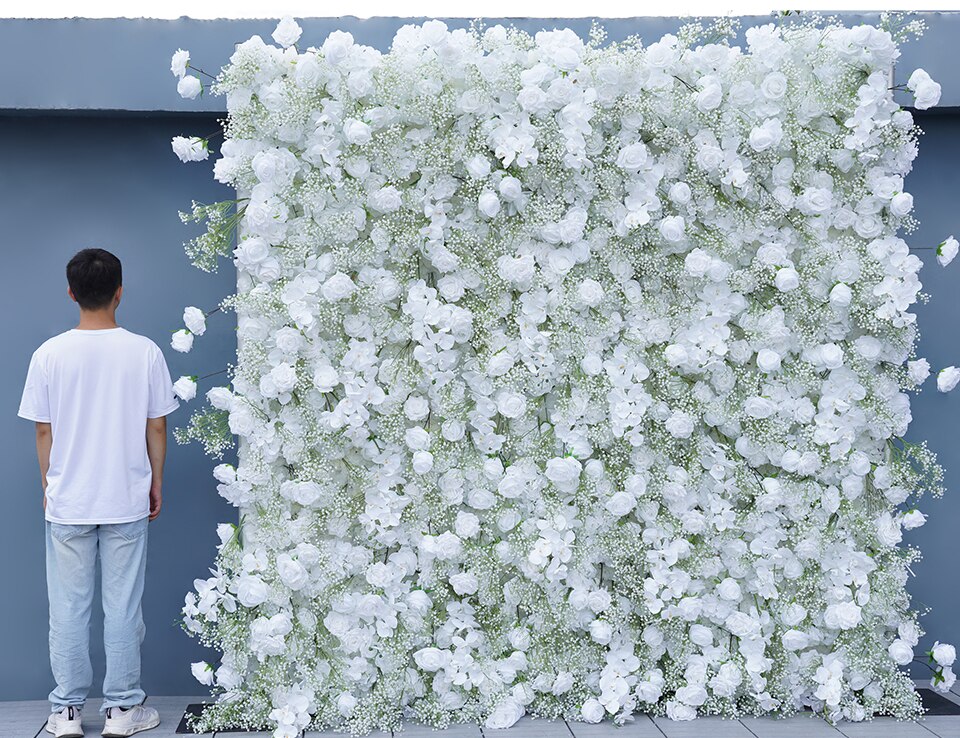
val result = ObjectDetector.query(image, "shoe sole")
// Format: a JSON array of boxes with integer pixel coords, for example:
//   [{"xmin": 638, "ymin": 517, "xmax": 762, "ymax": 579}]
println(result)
[
  {"xmin": 45, "ymin": 727, "xmax": 84, "ymax": 738},
  {"xmin": 101, "ymin": 714, "xmax": 160, "ymax": 737}
]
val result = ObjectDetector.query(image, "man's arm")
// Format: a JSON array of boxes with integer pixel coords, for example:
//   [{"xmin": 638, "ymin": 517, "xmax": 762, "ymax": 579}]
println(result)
[
  {"xmin": 146, "ymin": 415, "xmax": 167, "ymax": 521},
  {"xmin": 35, "ymin": 422, "xmax": 52, "ymax": 509}
]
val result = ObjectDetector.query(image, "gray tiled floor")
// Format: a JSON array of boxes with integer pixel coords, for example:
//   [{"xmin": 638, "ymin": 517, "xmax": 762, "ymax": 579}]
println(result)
[{"xmin": 4, "ymin": 684, "xmax": 960, "ymax": 738}]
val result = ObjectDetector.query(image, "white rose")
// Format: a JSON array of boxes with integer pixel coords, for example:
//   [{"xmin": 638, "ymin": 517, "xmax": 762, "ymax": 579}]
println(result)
[
  {"xmin": 937, "ymin": 366, "xmax": 960, "ymax": 393},
  {"xmin": 272, "ymin": 16, "xmax": 302, "ymax": 48},
  {"xmin": 669, "ymin": 181, "xmax": 691, "ymax": 204},
  {"xmin": 171, "ymin": 136, "xmax": 208, "ymax": 163},
  {"xmin": 577, "ymin": 278, "xmax": 605, "ymax": 307},
  {"xmin": 173, "ymin": 376, "xmax": 197, "ymax": 401},
  {"xmin": 696, "ymin": 78, "xmax": 723, "ymax": 112},
  {"xmin": 760, "ymin": 71, "xmax": 787, "ymax": 99},
  {"xmin": 749, "ymin": 118, "xmax": 783, "ymax": 152},
  {"xmin": 902, "ymin": 509, "xmax": 927, "ymax": 530},
  {"xmin": 888, "ymin": 638, "xmax": 914, "ymax": 665},
  {"xmin": 820, "ymin": 343, "xmax": 845, "ymax": 369},
  {"xmin": 234, "ymin": 236, "xmax": 270, "ymax": 267},
  {"xmin": 343, "ymin": 118, "xmax": 372, "ymax": 145},
  {"xmin": 485, "ymin": 699, "xmax": 524, "ymax": 729},
  {"xmin": 716, "ymin": 578, "xmax": 742, "ymax": 602},
  {"xmin": 933, "ymin": 641, "xmax": 957, "ymax": 667},
  {"xmin": 658, "ymin": 215, "xmax": 685, "ymax": 243},
  {"xmin": 276, "ymin": 553, "xmax": 309, "ymax": 590},
  {"xmin": 449, "ymin": 571, "xmax": 478, "ymax": 595},
  {"xmin": 455, "ymin": 511, "xmax": 480, "ymax": 538},
  {"xmin": 889, "ymin": 192, "xmax": 914, "ymax": 217},
  {"xmin": 412, "ymin": 451, "xmax": 434, "ymax": 474},
  {"xmin": 478, "ymin": 189, "xmax": 501, "ymax": 218},
  {"xmin": 170, "ymin": 48, "xmax": 189, "ymax": 78},
  {"xmin": 937, "ymin": 236, "xmax": 959, "ymax": 267},
  {"xmin": 605, "ymin": 491, "xmax": 635, "ymax": 517},
  {"xmin": 499, "ymin": 176, "xmax": 523, "ymax": 202},
  {"xmin": 206, "ymin": 386, "xmax": 234, "ymax": 410},
  {"xmin": 545, "ymin": 456, "xmax": 582, "ymax": 493},
  {"xmin": 774, "ymin": 266, "xmax": 799, "ymax": 291},
  {"xmin": 336, "ymin": 692, "xmax": 357, "ymax": 717},
  {"xmin": 177, "ymin": 75, "xmax": 202, "ymax": 99},
  {"xmin": 665, "ymin": 409, "xmax": 694, "ymax": 438},
  {"xmin": 589, "ymin": 619, "xmax": 612, "ymax": 644},
  {"xmin": 580, "ymin": 698, "xmax": 604, "ymax": 723},
  {"xmin": 908, "ymin": 68, "xmax": 941, "ymax": 110},
  {"xmin": 441, "ymin": 419, "xmax": 466, "ymax": 442},
  {"xmin": 496, "ymin": 390, "xmax": 527, "ymax": 419},
  {"xmin": 829, "ymin": 282, "xmax": 852, "ymax": 307},
  {"xmin": 756, "ymin": 348, "xmax": 781, "ymax": 373},
  {"xmin": 781, "ymin": 629, "xmax": 808, "ymax": 651},
  {"xmin": 236, "ymin": 575, "xmax": 269, "ymax": 607},
  {"xmin": 369, "ymin": 185, "xmax": 402, "ymax": 213},
  {"xmin": 191, "ymin": 661, "xmax": 214, "ymax": 685},
  {"xmin": 616, "ymin": 142, "xmax": 649, "ymax": 171},
  {"xmin": 183, "ymin": 306, "xmax": 207, "ymax": 335},
  {"xmin": 824, "ymin": 601, "xmax": 862, "ymax": 630},
  {"xmin": 413, "ymin": 647, "xmax": 448, "ymax": 671},
  {"xmin": 465, "ymin": 154, "xmax": 491, "ymax": 179},
  {"xmin": 171, "ymin": 328, "xmax": 194, "ymax": 353},
  {"xmin": 321, "ymin": 272, "xmax": 356, "ymax": 301},
  {"xmin": 404, "ymin": 394, "xmax": 430, "ymax": 421},
  {"xmin": 312, "ymin": 365, "xmax": 339, "ymax": 393}
]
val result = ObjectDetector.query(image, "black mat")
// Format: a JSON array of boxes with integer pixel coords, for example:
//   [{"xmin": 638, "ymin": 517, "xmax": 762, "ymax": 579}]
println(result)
[
  {"xmin": 177, "ymin": 692, "xmax": 960, "ymax": 733},
  {"xmin": 919, "ymin": 687, "xmax": 960, "ymax": 715}
]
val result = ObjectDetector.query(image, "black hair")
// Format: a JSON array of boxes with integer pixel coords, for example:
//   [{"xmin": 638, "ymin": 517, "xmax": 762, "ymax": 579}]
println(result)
[{"xmin": 66, "ymin": 248, "xmax": 122, "ymax": 310}]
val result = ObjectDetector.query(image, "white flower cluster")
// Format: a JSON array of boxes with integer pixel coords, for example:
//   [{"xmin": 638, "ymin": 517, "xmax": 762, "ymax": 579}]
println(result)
[{"xmin": 173, "ymin": 15, "xmax": 954, "ymax": 736}]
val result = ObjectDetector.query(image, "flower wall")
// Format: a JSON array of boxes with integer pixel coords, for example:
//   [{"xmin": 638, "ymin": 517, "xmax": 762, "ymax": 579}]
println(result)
[{"xmin": 170, "ymin": 14, "xmax": 958, "ymax": 737}]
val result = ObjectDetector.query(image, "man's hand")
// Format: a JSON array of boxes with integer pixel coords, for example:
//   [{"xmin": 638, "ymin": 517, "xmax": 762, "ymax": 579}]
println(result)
[
  {"xmin": 35, "ymin": 422, "xmax": 51, "ymax": 513},
  {"xmin": 149, "ymin": 483, "xmax": 162, "ymax": 521},
  {"xmin": 146, "ymin": 415, "xmax": 167, "ymax": 522}
]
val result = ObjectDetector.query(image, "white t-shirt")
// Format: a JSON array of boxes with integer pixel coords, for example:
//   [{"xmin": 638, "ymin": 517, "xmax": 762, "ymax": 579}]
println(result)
[{"xmin": 17, "ymin": 326, "xmax": 180, "ymax": 524}]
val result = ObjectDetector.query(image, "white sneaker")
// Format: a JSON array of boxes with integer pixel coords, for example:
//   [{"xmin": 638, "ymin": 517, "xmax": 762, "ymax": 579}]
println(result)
[
  {"xmin": 101, "ymin": 704, "xmax": 160, "ymax": 737},
  {"xmin": 45, "ymin": 704, "xmax": 84, "ymax": 738}
]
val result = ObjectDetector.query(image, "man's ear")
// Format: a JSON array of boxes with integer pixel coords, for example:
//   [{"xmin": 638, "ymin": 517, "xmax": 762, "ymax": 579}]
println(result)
[
  {"xmin": 116, "ymin": 284, "xmax": 123, "ymax": 304},
  {"xmin": 67, "ymin": 286, "xmax": 76, "ymax": 303}
]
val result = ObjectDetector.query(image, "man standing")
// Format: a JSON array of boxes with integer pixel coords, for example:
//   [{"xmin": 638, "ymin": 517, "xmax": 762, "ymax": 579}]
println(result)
[{"xmin": 18, "ymin": 248, "xmax": 179, "ymax": 737}]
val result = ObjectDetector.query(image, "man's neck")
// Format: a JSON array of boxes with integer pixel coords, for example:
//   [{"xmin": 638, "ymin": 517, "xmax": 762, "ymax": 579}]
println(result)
[{"xmin": 76, "ymin": 310, "xmax": 119, "ymax": 330}]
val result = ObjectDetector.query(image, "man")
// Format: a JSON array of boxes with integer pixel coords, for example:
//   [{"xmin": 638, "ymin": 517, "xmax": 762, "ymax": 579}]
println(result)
[{"xmin": 18, "ymin": 248, "xmax": 179, "ymax": 737}]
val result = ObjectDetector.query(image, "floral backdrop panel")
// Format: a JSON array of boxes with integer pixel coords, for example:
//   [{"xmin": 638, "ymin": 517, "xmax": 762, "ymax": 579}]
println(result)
[{"xmin": 168, "ymin": 13, "xmax": 959, "ymax": 738}]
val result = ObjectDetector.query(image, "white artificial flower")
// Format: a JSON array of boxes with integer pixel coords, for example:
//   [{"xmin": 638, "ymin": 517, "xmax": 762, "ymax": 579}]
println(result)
[
  {"xmin": 774, "ymin": 266, "xmax": 800, "ymax": 291},
  {"xmin": 177, "ymin": 75, "xmax": 202, "ymax": 99},
  {"xmin": 933, "ymin": 642, "xmax": 957, "ymax": 667},
  {"xmin": 183, "ymin": 306, "xmax": 207, "ymax": 335},
  {"xmin": 478, "ymin": 189, "xmax": 501, "ymax": 218},
  {"xmin": 907, "ymin": 68, "xmax": 941, "ymax": 110},
  {"xmin": 272, "ymin": 16, "xmax": 302, "ymax": 48},
  {"xmin": 937, "ymin": 236, "xmax": 958, "ymax": 267},
  {"xmin": 173, "ymin": 376, "xmax": 197, "ymax": 401},
  {"xmin": 170, "ymin": 48, "xmax": 189, "ymax": 78},
  {"xmin": 937, "ymin": 366, "xmax": 960, "ymax": 393},
  {"xmin": 171, "ymin": 136, "xmax": 209, "ymax": 163},
  {"xmin": 888, "ymin": 639, "xmax": 914, "ymax": 665},
  {"xmin": 171, "ymin": 329, "xmax": 194, "ymax": 353},
  {"xmin": 191, "ymin": 661, "xmax": 214, "ymax": 685}
]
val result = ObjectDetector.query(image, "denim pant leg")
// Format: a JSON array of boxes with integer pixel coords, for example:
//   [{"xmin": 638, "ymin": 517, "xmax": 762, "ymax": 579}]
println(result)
[
  {"xmin": 46, "ymin": 520, "xmax": 98, "ymax": 711},
  {"xmin": 98, "ymin": 516, "xmax": 149, "ymax": 713}
]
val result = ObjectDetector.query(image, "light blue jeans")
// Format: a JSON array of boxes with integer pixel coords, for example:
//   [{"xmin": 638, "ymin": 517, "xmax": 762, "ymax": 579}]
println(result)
[{"xmin": 45, "ymin": 516, "xmax": 149, "ymax": 716}]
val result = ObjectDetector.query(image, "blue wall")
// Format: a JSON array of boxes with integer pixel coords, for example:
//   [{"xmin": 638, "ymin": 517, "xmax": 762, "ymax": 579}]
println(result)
[
  {"xmin": 0, "ymin": 113, "xmax": 238, "ymax": 700},
  {"xmin": 1, "ymin": 14, "xmax": 958, "ymax": 700}
]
